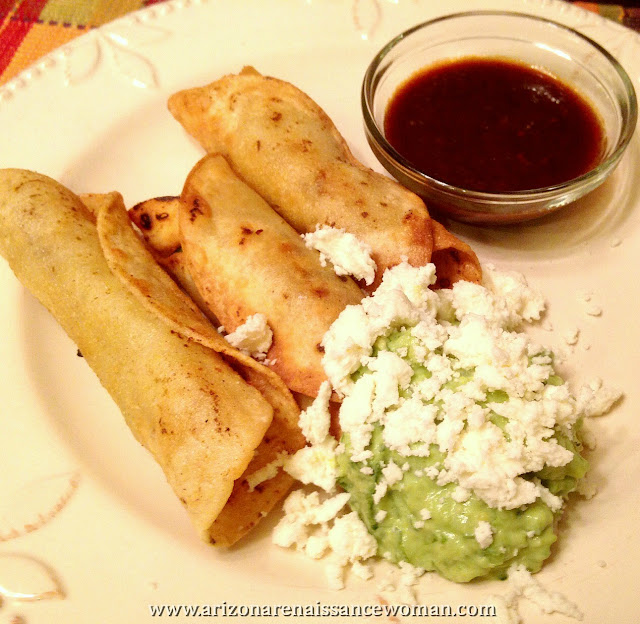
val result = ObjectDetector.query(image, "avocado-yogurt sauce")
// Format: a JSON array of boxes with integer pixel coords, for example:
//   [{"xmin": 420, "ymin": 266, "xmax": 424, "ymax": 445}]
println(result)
[{"xmin": 332, "ymin": 292, "xmax": 588, "ymax": 583}]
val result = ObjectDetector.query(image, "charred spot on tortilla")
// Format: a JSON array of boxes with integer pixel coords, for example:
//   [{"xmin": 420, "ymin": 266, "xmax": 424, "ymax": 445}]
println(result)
[
  {"xmin": 127, "ymin": 196, "xmax": 181, "ymax": 257},
  {"xmin": 189, "ymin": 197, "xmax": 206, "ymax": 222},
  {"xmin": 139, "ymin": 212, "xmax": 153, "ymax": 230}
]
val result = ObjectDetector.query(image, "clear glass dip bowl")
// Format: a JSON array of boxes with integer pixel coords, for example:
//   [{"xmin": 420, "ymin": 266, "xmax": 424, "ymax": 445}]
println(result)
[{"xmin": 362, "ymin": 11, "xmax": 637, "ymax": 224}]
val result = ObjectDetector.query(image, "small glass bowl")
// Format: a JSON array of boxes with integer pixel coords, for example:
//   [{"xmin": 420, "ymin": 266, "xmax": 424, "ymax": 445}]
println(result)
[{"xmin": 362, "ymin": 11, "xmax": 638, "ymax": 224}]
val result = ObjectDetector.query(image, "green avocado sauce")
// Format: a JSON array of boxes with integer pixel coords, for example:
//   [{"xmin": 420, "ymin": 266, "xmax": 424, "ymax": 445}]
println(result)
[{"xmin": 336, "ymin": 328, "xmax": 588, "ymax": 583}]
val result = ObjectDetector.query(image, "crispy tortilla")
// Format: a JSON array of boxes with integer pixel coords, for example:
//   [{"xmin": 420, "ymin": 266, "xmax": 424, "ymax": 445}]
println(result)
[
  {"xmin": 168, "ymin": 66, "xmax": 481, "ymax": 290},
  {"xmin": 124, "ymin": 196, "xmax": 218, "ymax": 324},
  {"xmin": 179, "ymin": 153, "xmax": 364, "ymax": 398},
  {"xmin": 0, "ymin": 169, "xmax": 302, "ymax": 546},
  {"xmin": 157, "ymin": 248, "xmax": 219, "ymax": 324}
]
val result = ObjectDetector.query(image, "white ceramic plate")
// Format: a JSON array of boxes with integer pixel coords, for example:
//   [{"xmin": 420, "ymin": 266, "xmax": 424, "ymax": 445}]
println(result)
[{"xmin": 0, "ymin": 1, "xmax": 638, "ymax": 622}]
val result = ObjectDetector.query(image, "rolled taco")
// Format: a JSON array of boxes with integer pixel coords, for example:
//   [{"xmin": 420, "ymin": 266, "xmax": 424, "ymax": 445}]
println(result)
[
  {"xmin": 168, "ymin": 66, "xmax": 481, "ymax": 290},
  {"xmin": 179, "ymin": 153, "xmax": 364, "ymax": 398},
  {"xmin": 0, "ymin": 168, "xmax": 302, "ymax": 546}
]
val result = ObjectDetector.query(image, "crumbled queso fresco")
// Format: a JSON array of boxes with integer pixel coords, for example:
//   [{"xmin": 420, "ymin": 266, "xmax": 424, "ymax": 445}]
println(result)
[
  {"xmin": 223, "ymin": 312, "xmax": 273, "ymax": 360},
  {"xmin": 302, "ymin": 224, "xmax": 377, "ymax": 286},
  {"xmin": 322, "ymin": 262, "xmax": 574, "ymax": 512},
  {"xmin": 263, "ymin": 243, "xmax": 621, "ymax": 604}
]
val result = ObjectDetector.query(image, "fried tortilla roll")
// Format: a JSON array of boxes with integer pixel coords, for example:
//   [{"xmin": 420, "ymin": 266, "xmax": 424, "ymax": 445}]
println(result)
[
  {"xmin": 96, "ymin": 191, "xmax": 305, "ymax": 544},
  {"xmin": 179, "ymin": 154, "xmax": 364, "ymax": 398},
  {"xmin": 168, "ymin": 66, "xmax": 481, "ymax": 289},
  {"xmin": 0, "ymin": 169, "xmax": 302, "ymax": 546}
]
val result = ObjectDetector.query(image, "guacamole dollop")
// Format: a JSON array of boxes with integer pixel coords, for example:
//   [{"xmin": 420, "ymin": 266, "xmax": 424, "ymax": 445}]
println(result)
[
  {"xmin": 320, "ymin": 264, "xmax": 590, "ymax": 583},
  {"xmin": 336, "ymin": 328, "xmax": 588, "ymax": 583}
]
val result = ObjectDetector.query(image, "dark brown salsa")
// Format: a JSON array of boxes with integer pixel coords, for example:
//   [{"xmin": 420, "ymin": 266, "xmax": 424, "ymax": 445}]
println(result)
[{"xmin": 383, "ymin": 57, "xmax": 605, "ymax": 193}]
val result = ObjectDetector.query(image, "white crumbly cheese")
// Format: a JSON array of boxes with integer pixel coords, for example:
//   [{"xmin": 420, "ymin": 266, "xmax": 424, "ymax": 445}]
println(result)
[
  {"xmin": 577, "ymin": 290, "xmax": 603, "ymax": 317},
  {"xmin": 575, "ymin": 475, "xmax": 598, "ymax": 499},
  {"xmin": 478, "ymin": 264, "xmax": 546, "ymax": 327},
  {"xmin": 372, "ymin": 481, "xmax": 388, "ymax": 505},
  {"xmin": 321, "ymin": 261, "xmax": 620, "ymax": 512},
  {"xmin": 350, "ymin": 560, "xmax": 373, "ymax": 580},
  {"xmin": 474, "ymin": 521, "xmax": 494, "ymax": 548},
  {"xmin": 563, "ymin": 327, "xmax": 581, "ymax": 346},
  {"xmin": 224, "ymin": 313, "xmax": 273, "ymax": 360},
  {"xmin": 451, "ymin": 486, "xmax": 471, "ymax": 503},
  {"xmin": 381, "ymin": 461, "xmax": 404, "ymax": 488},
  {"xmin": 245, "ymin": 451, "xmax": 290, "ymax": 492},
  {"xmin": 299, "ymin": 381, "xmax": 332, "ymax": 446},
  {"xmin": 336, "ymin": 374, "xmax": 375, "ymax": 462},
  {"xmin": 381, "ymin": 398, "xmax": 438, "ymax": 457},
  {"xmin": 321, "ymin": 263, "xmax": 431, "ymax": 396},
  {"xmin": 375, "ymin": 509, "xmax": 387, "ymax": 523},
  {"xmin": 325, "ymin": 561, "xmax": 346, "ymax": 590},
  {"xmin": 275, "ymin": 258, "xmax": 620, "ymax": 593},
  {"xmin": 585, "ymin": 303, "xmax": 603, "ymax": 317},
  {"xmin": 377, "ymin": 561, "xmax": 426, "ymax": 606},
  {"xmin": 574, "ymin": 377, "xmax": 622, "ymax": 417},
  {"xmin": 284, "ymin": 382, "xmax": 339, "ymax": 492},
  {"xmin": 375, "ymin": 261, "xmax": 441, "ymax": 314},
  {"xmin": 304, "ymin": 531, "xmax": 329, "ymax": 560},
  {"xmin": 284, "ymin": 436, "xmax": 338, "ymax": 492},
  {"xmin": 273, "ymin": 488, "xmax": 376, "ymax": 591},
  {"xmin": 327, "ymin": 512, "xmax": 378, "ymax": 564},
  {"xmin": 302, "ymin": 224, "xmax": 377, "ymax": 285},
  {"xmin": 272, "ymin": 490, "xmax": 351, "ymax": 549},
  {"xmin": 488, "ymin": 564, "xmax": 584, "ymax": 622}
]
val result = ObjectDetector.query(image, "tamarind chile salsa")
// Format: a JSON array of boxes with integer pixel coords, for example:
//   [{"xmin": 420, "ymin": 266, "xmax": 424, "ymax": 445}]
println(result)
[{"xmin": 383, "ymin": 57, "xmax": 605, "ymax": 193}]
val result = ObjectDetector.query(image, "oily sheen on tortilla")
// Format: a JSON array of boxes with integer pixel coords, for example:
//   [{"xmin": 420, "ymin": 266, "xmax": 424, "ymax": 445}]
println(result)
[
  {"xmin": 167, "ymin": 66, "xmax": 481, "ymax": 290},
  {"xmin": 0, "ymin": 169, "xmax": 302, "ymax": 546}
]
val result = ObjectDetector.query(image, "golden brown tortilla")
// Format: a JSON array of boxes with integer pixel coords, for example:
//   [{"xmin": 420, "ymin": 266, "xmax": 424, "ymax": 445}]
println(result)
[
  {"xmin": 179, "ymin": 154, "xmax": 364, "ymax": 398},
  {"xmin": 0, "ymin": 169, "xmax": 301, "ymax": 546},
  {"xmin": 168, "ymin": 66, "xmax": 481, "ymax": 290}
]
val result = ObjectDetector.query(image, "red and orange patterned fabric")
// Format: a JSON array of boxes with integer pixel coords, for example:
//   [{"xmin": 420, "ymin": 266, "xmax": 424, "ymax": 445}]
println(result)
[{"xmin": 1, "ymin": 1, "xmax": 639, "ymax": 86}]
